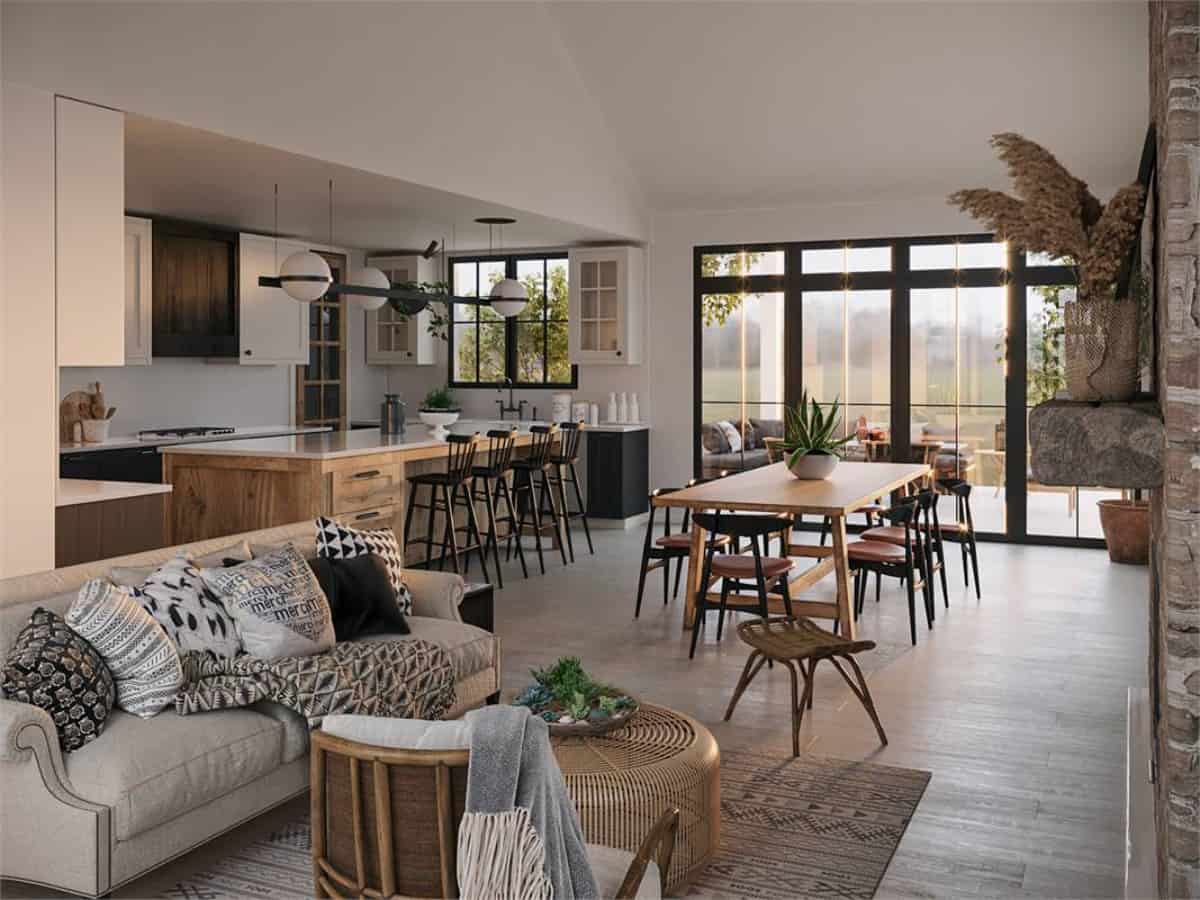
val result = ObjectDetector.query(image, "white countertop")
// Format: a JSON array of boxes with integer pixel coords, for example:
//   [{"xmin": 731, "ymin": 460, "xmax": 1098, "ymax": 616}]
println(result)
[
  {"xmin": 57, "ymin": 479, "xmax": 173, "ymax": 507},
  {"xmin": 60, "ymin": 424, "xmax": 332, "ymax": 454},
  {"xmin": 162, "ymin": 418, "xmax": 648, "ymax": 461}
]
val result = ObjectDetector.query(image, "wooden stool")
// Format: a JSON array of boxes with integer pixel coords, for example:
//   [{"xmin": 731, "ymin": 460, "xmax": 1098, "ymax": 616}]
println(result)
[
  {"xmin": 470, "ymin": 427, "xmax": 525, "ymax": 587},
  {"xmin": 724, "ymin": 616, "xmax": 888, "ymax": 756}
]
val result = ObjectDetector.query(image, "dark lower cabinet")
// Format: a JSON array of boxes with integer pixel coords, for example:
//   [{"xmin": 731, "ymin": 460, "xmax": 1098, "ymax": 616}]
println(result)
[
  {"xmin": 460, "ymin": 582, "xmax": 494, "ymax": 633},
  {"xmin": 586, "ymin": 429, "xmax": 649, "ymax": 520},
  {"xmin": 56, "ymin": 494, "xmax": 167, "ymax": 567},
  {"xmin": 61, "ymin": 447, "xmax": 163, "ymax": 483}
]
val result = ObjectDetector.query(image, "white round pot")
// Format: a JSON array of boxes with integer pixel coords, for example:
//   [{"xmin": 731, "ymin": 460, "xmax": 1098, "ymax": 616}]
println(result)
[
  {"xmin": 81, "ymin": 419, "xmax": 111, "ymax": 443},
  {"xmin": 787, "ymin": 452, "xmax": 839, "ymax": 480},
  {"xmin": 419, "ymin": 409, "xmax": 460, "ymax": 440}
]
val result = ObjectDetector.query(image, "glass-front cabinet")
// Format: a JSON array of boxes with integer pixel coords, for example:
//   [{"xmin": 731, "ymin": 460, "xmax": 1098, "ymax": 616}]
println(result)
[
  {"xmin": 364, "ymin": 254, "xmax": 436, "ymax": 366},
  {"xmin": 568, "ymin": 246, "xmax": 644, "ymax": 364}
]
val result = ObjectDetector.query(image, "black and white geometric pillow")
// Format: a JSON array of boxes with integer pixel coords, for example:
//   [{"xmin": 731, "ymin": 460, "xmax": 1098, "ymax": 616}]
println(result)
[
  {"xmin": 315, "ymin": 516, "xmax": 413, "ymax": 615},
  {"xmin": 1, "ymin": 608, "xmax": 116, "ymax": 753},
  {"xmin": 116, "ymin": 557, "xmax": 242, "ymax": 660}
]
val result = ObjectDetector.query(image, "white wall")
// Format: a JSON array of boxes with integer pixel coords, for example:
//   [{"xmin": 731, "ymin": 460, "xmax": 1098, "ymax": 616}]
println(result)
[
  {"xmin": 2, "ymin": 83, "xmax": 57, "ymax": 577},
  {"xmin": 647, "ymin": 196, "xmax": 984, "ymax": 489},
  {"xmin": 1, "ymin": 1, "xmax": 646, "ymax": 242}
]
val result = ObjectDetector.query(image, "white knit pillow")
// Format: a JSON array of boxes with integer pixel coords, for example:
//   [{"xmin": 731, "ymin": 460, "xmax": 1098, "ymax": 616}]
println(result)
[{"xmin": 66, "ymin": 579, "xmax": 183, "ymax": 719}]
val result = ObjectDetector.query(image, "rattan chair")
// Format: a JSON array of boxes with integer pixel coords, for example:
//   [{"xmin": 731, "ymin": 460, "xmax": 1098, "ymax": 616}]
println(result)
[{"xmin": 310, "ymin": 729, "xmax": 680, "ymax": 899}]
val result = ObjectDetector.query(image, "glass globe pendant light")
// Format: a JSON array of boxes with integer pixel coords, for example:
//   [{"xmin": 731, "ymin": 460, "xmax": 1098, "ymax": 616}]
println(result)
[
  {"xmin": 346, "ymin": 266, "xmax": 390, "ymax": 311},
  {"xmin": 270, "ymin": 182, "xmax": 332, "ymax": 303},
  {"xmin": 476, "ymin": 217, "xmax": 527, "ymax": 317}
]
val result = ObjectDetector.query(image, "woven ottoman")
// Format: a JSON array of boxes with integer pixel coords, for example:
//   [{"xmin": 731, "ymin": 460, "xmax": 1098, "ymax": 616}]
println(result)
[{"xmin": 551, "ymin": 703, "xmax": 720, "ymax": 893}]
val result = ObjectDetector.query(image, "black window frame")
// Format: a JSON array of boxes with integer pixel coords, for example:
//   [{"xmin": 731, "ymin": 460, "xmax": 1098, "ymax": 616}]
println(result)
[
  {"xmin": 448, "ymin": 253, "xmax": 578, "ymax": 389},
  {"xmin": 694, "ymin": 235, "xmax": 1100, "ymax": 549}
]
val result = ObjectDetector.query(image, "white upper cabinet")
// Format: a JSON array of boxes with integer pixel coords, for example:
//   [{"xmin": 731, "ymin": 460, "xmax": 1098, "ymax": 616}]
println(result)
[
  {"xmin": 123, "ymin": 217, "xmax": 153, "ymax": 366},
  {"xmin": 364, "ymin": 255, "xmax": 437, "ymax": 366},
  {"xmin": 56, "ymin": 97, "xmax": 125, "ymax": 366},
  {"xmin": 568, "ymin": 247, "xmax": 643, "ymax": 365},
  {"xmin": 238, "ymin": 233, "xmax": 310, "ymax": 365}
]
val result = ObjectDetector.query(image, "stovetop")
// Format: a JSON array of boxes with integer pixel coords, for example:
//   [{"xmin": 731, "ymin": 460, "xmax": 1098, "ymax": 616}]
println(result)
[{"xmin": 137, "ymin": 426, "xmax": 236, "ymax": 440}]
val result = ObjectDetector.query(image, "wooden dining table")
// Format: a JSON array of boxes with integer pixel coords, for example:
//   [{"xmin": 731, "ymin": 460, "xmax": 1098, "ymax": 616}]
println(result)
[{"xmin": 654, "ymin": 461, "xmax": 929, "ymax": 640}]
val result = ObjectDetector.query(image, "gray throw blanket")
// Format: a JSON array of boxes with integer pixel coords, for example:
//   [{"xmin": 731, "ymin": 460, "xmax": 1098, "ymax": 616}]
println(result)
[
  {"xmin": 174, "ymin": 639, "xmax": 456, "ymax": 727},
  {"xmin": 460, "ymin": 706, "xmax": 599, "ymax": 899}
]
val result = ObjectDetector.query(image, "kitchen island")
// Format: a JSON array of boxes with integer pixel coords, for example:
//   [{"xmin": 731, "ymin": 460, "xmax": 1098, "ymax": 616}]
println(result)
[{"xmin": 161, "ymin": 423, "xmax": 548, "ymax": 561}]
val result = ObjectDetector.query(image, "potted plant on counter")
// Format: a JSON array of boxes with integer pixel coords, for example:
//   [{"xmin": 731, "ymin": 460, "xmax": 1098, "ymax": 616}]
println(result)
[
  {"xmin": 418, "ymin": 385, "xmax": 461, "ymax": 440},
  {"xmin": 782, "ymin": 391, "xmax": 854, "ymax": 480}
]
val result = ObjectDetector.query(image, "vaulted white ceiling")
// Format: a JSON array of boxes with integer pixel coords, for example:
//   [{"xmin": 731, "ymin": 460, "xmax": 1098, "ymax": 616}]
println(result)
[{"xmin": 546, "ymin": 1, "xmax": 1148, "ymax": 211}]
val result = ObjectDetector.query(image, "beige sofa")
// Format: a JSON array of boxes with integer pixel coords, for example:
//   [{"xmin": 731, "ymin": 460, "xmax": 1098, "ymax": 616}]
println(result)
[{"xmin": 0, "ymin": 521, "xmax": 500, "ymax": 898}]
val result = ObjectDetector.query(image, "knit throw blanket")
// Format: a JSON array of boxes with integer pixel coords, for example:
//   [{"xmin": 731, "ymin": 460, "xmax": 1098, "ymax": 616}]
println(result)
[
  {"xmin": 174, "ymin": 639, "xmax": 456, "ymax": 727},
  {"xmin": 458, "ymin": 706, "xmax": 599, "ymax": 900}
]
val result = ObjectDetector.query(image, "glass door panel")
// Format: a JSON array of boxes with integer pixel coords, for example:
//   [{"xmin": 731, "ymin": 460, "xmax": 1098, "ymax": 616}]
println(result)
[{"xmin": 700, "ymin": 291, "xmax": 784, "ymax": 476}]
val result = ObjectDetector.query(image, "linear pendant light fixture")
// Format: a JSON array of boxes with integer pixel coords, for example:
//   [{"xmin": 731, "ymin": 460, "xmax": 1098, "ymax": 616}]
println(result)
[{"xmin": 477, "ymin": 216, "xmax": 528, "ymax": 317}]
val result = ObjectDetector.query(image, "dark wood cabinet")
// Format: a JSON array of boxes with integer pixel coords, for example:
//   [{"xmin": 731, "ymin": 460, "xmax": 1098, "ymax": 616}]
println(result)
[
  {"xmin": 55, "ymin": 493, "xmax": 168, "ymax": 567},
  {"xmin": 151, "ymin": 219, "xmax": 239, "ymax": 357}
]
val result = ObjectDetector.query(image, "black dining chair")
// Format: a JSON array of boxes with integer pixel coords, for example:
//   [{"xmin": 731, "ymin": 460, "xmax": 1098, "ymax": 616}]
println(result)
[
  {"xmin": 634, "ymin": 485, "xmax": 731, "ymax": 617},
  {"xmin": 933, "ymin": 478, "xmax": 982, "ymax": 599},
  {"xmin": 688, "ymin": 511, "xmax": 795, "ymax": 659},
  {"xmin": 861, "ymin": 489, "xmax": 947, "ymax": 610},
  {"xmin": 846, "ymin": 502, "xmax": 933, "ymax": 646}
]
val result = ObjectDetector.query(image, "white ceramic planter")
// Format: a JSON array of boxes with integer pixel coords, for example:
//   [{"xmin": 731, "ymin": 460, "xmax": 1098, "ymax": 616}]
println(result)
[
  {"xmin": 81, "ymin": 419, "xmax": 111, "ymax": 443},
  {"xmin": 787, "ymin": 452, "xmax": 839, "ymax": 480},
  {"xmin": 419, "ymin": 409, "xmax": 460, "ymax": 440}
]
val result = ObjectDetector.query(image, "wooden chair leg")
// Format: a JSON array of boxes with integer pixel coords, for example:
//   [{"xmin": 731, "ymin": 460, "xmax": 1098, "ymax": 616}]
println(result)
[
  {"xmin": 831, "ymin": 655, "xmax": 888, "ymax": 745},
  {"xmin": 786, "ymin": 660, "xmax": 801, "ymax": 757},
  {"xmin": 569, "ymin": 462, "xmax": 594, "ymax": 554},
  {"xmin": 806, "ymin": 657, "xmax": 816, "ymax": 710},
  {"xmin": 462, "ymin": 482, "xmax": 490, "ymax": 585},
  {"xmin": 480, "ymin": 479, "xmax": 504, "ymax": 589},
  {"xmin": 497, "ymin": 477, "xmax": 528, "ymax": 578},
  {"xmin": 672, "ymin": 556, "xmax": 684, "ymax": 600},
  {"xmin": 969, "ymin": 536, "xmax": 982, "ymax": 599},
  {"xmin": 724, "ymin": 651, "xmax": 766, "ymax": 721}
]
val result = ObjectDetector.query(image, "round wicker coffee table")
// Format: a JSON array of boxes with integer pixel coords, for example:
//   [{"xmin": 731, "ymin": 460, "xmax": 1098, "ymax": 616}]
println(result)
[{"xmin": 551, "ymin": 703, "xmax": 720, "ymax": 893}]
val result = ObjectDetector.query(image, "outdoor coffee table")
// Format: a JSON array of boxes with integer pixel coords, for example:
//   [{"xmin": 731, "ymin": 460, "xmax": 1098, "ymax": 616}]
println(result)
[{"xmin": 551, "ymin": 703, "xmax": 720, "ymax": 893}]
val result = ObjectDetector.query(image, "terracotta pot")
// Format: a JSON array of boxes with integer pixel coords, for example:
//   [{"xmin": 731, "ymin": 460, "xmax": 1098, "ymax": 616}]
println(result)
[
  {"xmin": 1097, "ymin": 499, "xmax": 1149, "ymax": 565},
  {"xmin": 787, "ymin": 452, "xmax": 839, "ymax": 480}
]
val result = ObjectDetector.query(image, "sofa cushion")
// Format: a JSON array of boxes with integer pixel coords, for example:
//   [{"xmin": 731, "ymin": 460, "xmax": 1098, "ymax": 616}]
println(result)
[
  {"xmin": 66, "ymin": 580, "xmax": 184, "ymax": 719},
  {"xmin": 111, "ymin": 557, "xmax": 242, "ymax": 660},
  {"xmin": 1, "ymin": 608, "xmax": 116, "ymax": 752},
  {"xmin": 65, "ymin": 707, "xmax": 284, "ymax": 841},
  {"xmin": 200, "ymin": 545, "xmax": 335, "ymax": 660},
  {"xmin": 586, "ymin": 844, "xmax": 660, "ymax": 899},
  {"xmin": 356, "ymin": 617, "xmax": 496, "ymax": 681},
  {"xmin": 252, "ymin": 701, "xmax": 311, "ymax": 764},
  {"xmin": 314, "ymin": 518, "xmax": 413, "ymax": 616}
]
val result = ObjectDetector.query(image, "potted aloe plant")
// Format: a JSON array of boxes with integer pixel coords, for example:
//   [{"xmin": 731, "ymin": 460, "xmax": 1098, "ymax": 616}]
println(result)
[{"xmin": 782, "ymin": 391, "xmax": 855, "ymax": 480}]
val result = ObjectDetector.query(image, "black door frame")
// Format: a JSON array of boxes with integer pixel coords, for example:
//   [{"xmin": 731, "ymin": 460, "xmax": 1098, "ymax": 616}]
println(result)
[{"xmin": 693, "ymin": 237, "xmax": 1103, "ymax": 549}]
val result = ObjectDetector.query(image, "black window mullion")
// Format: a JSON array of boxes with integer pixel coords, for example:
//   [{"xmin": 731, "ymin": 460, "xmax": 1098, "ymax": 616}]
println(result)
[
  {"xmin": 891, "ymin": 240, "xmax": 911, "ymax": 465},
  {"xmin": 1007, "ymin": 250, "xmax": 1029, "ymax": 541}
]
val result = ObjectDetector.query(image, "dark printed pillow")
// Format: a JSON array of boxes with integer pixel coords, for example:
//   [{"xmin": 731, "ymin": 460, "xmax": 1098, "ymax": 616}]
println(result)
[
  {"xmin": 314, "ymin": 517, "xmax": 413, "ymax": 615},
  {"xmin": 111, "ymin": 557, "xmax": 241, "ymax": 659},
  {"xmin": 1, "ymin": 608, "xmax": 115, "ymax": 752},
  {"xmin": 308, "ymin": 554, "xmax": 410, "ymax": 641}
]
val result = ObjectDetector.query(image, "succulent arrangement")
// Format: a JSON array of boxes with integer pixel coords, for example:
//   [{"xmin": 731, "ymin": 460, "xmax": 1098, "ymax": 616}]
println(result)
[
  {"xmin": 513, "ymin": 657, "xmax": 637, "ymax": 728},
  {"xmin": 420, "ymin": 385, "xmax": 459, "ymax": 412},
  {"xmin": 782, "ymin": 390, "xmax": 855, "ymax": 466}
]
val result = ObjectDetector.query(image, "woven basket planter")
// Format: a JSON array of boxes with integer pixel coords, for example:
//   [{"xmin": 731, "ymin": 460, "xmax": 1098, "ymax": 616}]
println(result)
[
  {"xmin": 1063, "ymin": 297, "xmax": 1139, "ymax": 402},
  {"xmin": 1097, "ymin": 499, "xmax": 1150, "ymax": 565}
]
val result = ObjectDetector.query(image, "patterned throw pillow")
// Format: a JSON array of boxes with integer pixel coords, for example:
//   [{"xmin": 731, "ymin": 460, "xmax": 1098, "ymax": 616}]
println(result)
[
  {"xmin": 110, "ymin": 557, "xmax": 242, "ymax": 659},
  {"xmin": 1, "ymin": 609, "xmax": 115, "ymax": 752},
  {"xmin": 66, "ymin": 581, "xmax": 184, "ymax": 719},
  {"xmin": 314, "ymin": 516, "xmax": 413, "ymax": 615},
  {"xmin": 200, "ymin": 545, "xmax": 335, "ymax": 660}
]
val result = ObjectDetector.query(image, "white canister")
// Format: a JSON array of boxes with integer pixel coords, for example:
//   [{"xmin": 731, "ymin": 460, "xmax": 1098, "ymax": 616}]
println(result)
[
  {"xmin": 607, "ymin": 393, "xmax": 618, "ymax": 423},
  {"xmin": 618, "ymin": 392, "xmax": 629, "ymax": 423},
  {"xmin": 589, "ymin": 403, "xmax": 600, "ymax": 426},
  {"xmin": 572, "ymin": 401, "xmax": 589, "ymax": 423},
  {"xmin": 630, "ymin": 392, "xmax": 640, "ymax": 423},
  {"xmin": 81, "ymin": 419, "xmax": 111, "ymax": 443},
  {"xmin": 552, "ymin": 392, "xmax": 573, "ymax": 423}
]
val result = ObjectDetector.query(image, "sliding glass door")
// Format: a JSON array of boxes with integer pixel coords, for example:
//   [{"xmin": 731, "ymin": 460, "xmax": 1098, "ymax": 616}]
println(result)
[{"xmin": 694, "ymin": 236, "xmax": 1106, "ymax": 547}]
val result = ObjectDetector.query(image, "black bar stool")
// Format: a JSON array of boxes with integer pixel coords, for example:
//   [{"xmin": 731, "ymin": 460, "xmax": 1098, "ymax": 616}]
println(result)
[
  {"xmin": 689, "ymin": 510, "xmax": 796, "ymax": 660},
  {"xmin": 470, "ymin": 428, "xmax": 526, "ymax": 587},
  {"xmin": 402, "ymin": 433, "xmax": 489, "ymax": 582},
  {"xmin": 546, "ymin": 421, "xmax": 593, "ymax": 562},
  {"xmin": 507, "ymin": 424, "xmax": 567, "ymax": 574}
]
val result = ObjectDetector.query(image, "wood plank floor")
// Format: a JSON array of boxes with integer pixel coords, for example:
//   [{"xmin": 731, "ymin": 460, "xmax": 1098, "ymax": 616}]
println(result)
[{"xmin": 4, "ymin": 528, "xmax": 1147, "ymax": 899}]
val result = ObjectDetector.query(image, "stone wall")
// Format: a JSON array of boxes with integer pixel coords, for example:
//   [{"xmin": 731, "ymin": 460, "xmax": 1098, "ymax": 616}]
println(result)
[{"xmin": 1150, "ymin": 2, "xmax": 1200, "ymax": 896}]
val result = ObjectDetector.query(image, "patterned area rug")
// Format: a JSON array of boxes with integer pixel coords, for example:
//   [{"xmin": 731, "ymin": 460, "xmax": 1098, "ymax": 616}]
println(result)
[{"xmin": 165, "ymin": 751, "xmax": 928, "ymax": 900}]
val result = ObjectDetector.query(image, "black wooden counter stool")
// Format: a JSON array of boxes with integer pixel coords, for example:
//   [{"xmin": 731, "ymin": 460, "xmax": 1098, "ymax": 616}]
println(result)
[
  {"xmin": 508, "ymin": 424, "xmax": 567, "ymax": 575},
  {"xmin": 402, "ymin": 433, "xmax": 489, "ymax": 582},
  {"xmin": 469, "ymin": 428, "xmax": 525, "ymax": 587},
  {"xmin": 546, "ymin": 421, "xmax": 593, "ymax": 562},
  {"xmin": 689, "ymin": 511, "xmax": 795, "ymax": 660}
]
